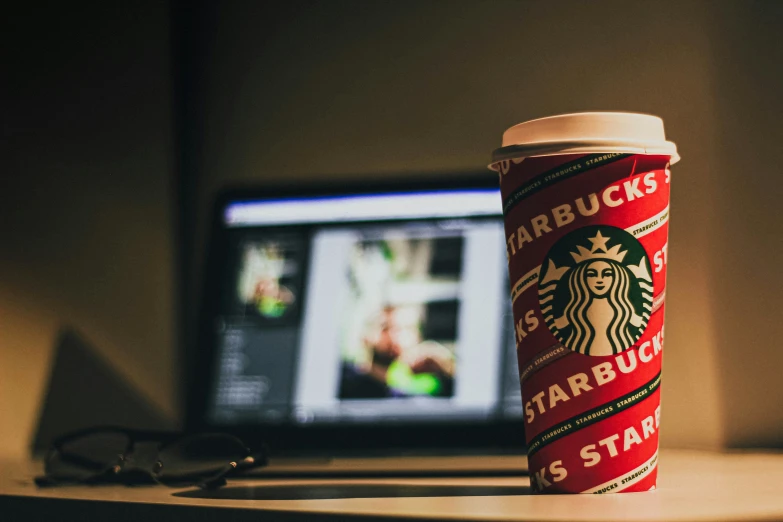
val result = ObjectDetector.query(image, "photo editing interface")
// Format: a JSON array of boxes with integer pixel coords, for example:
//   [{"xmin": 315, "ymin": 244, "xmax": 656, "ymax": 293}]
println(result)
[{"xmin": 207, "ymin": 190, "xmax": 523, "ymax": 426}]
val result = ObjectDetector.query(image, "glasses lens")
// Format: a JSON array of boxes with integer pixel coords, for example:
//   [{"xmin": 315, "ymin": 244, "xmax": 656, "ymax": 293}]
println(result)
[
  {"xmin": 156, "ymin": 433, "xmax": 249, "ymax": 482},
  {"xmin": 47, "ymin": 431, "xmax": 130, "ymax": 481}
]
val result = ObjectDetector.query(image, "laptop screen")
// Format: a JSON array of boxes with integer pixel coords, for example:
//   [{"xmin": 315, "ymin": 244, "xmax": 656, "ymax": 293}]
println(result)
[{"xmin": 204, "ymin": 187, "xmax": 522, "ymax": 428}]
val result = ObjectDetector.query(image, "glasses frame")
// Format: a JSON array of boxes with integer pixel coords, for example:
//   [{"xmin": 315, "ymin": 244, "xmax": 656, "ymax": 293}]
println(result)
[{"xmin": 37, "ymin": 425, "xmax": 265, "ymax": 489}]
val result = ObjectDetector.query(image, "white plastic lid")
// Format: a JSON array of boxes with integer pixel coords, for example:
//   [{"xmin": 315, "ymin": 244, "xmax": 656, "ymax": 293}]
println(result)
[{"xmin": 491, "ymin": 112, "xmax": 679, "ymax": 167}]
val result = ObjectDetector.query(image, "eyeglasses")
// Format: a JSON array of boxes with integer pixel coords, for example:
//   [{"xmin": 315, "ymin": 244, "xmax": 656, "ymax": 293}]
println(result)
[{"xmin": 35, "ymin": 426, "xmax": 267, "ymax": 489}]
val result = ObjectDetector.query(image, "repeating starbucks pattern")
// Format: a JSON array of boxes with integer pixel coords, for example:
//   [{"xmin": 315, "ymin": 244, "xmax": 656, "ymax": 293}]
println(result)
[
  {"xmin": 498, "ymin": 152, "xmax": 672, "ymax": 494},
  {"xmin": 538, "ymin": 225, "xmax": 653, "ymax": 356}
]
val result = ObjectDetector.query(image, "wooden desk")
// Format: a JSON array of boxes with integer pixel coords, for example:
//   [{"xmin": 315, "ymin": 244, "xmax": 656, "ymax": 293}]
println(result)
[{"xmin": 2, "ymin": 450, "xmax": 783, "ymax": 521}]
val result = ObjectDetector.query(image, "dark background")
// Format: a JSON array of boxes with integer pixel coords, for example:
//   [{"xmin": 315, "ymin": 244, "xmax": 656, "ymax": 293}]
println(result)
[{"xmin": 2, "ymin": 0, "xmax": 783, "ymax": 457}]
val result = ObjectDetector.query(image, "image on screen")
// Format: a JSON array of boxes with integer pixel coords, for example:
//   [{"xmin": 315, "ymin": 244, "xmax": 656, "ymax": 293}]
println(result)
[
  {"xmin": 235, "ymin": 239, "xmax": 302, "ymax": 323},
  {"xmin": 338, "ymin": 234, "xmax": 462, "ymax": 400}
]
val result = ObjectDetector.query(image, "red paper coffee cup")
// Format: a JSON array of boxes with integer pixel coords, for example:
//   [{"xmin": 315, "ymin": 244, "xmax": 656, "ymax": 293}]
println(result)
[{"xmin": 489, "ymin": 113, "xmax": 679, "ymax": 494}]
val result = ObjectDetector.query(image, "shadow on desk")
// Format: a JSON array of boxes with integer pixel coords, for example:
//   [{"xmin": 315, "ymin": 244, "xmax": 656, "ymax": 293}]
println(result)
[{"xmin": 174, "ymin": 484, "xmax": 531, "ymax": 500}]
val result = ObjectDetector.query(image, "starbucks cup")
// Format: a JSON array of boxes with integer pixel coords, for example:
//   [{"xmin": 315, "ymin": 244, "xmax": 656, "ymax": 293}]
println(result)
[{"xmin": 489, "ymin": 112, "xmax": 679, "ymax": 494}]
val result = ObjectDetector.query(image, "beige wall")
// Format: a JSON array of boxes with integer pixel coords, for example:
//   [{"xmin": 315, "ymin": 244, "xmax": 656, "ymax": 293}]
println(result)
[
  {"xmin": 0, "ymin": 3, "xmax": 177, "ymax": 456},
  {"xmin": 3, "ymin": 0, "xmax": 782, "ymax": 456},
  {"xmin": 707, "ymin": 2, "xmax": 783, "ymax": 447},
  {"xmin": 191, "ymin": 0, "xmax": 731, "ymax": 449}
]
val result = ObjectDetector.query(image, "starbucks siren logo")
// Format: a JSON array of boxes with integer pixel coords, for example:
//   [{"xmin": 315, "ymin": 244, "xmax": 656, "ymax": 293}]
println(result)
[{"xmin": 538, "ymin": 225, "xmax": 653, "ymax": 356}]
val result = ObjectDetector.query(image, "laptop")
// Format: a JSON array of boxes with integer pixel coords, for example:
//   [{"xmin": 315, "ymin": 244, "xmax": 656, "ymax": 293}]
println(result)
[{"xmin": 186, "ymin": 176, "xmax": 527, "ymax": 475}]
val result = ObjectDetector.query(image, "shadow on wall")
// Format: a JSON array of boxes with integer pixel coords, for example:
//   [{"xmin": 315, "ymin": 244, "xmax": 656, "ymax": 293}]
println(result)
[
  {"xmin": 706, "ymin": 1, "xmax": 783, "ymax": 448},
  {"xmin": 31, "ymin": 329, "xmax": 174, "ymax": 455}
]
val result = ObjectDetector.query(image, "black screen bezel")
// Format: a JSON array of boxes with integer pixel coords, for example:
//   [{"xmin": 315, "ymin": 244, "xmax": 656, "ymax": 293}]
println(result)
[{"xmin": 185, "ymin": 173, "xmax": 525, "ymax": 455}]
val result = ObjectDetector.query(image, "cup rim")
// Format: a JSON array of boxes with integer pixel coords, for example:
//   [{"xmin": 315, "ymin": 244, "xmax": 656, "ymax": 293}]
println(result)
[{"xmin": 489, "ymin": 139, "xmax": 680, "ymax": 170}]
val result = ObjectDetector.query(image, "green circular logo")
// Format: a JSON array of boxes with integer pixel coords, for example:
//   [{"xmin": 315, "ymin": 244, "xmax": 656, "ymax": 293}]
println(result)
[{"xmin": 538, "ymin": 225, "xmax": 653, "ymax": 356}]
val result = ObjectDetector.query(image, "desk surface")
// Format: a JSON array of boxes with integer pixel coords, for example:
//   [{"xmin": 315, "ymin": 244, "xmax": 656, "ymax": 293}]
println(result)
[{"xmin": 2, "ymin": 450, "xmax": 783, "ymax": 521}]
